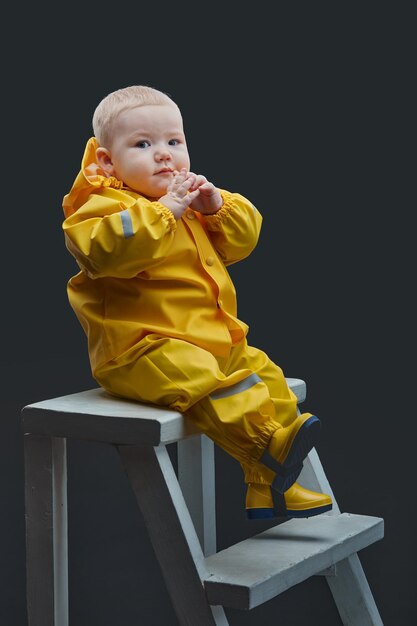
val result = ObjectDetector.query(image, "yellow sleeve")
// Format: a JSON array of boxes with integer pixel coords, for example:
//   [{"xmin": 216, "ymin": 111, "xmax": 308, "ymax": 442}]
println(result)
[
  {"xmin": 63, "ymin": 188, "xmax": 177, "ymax": 279},
  {"xmin": 204, "ymin": 190, "xmax": 263, "ymax": 265}
]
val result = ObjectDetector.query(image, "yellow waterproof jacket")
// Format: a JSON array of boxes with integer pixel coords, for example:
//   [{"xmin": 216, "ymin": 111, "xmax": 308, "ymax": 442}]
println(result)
[{"xmin": 63, "ymin": 138, "xmax": 263, "ymax": 373}]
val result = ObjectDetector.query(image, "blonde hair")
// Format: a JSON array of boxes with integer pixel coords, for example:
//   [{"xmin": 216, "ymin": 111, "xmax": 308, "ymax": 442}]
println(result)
[{"xmin": 92, "ymin": 85, "xmax": 178, "ymax": 147}]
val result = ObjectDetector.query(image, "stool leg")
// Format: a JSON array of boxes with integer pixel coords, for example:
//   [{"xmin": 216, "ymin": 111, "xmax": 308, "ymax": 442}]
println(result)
[
  {"xmin": 24, "ymin": 435, "xmax": 68, "ymax": 626},
  {"xmin": 178, "ymin": 434, "xmax": 217, "ymax": 556},
  {"xmin": 300, "ymin": 447, "xmax": 383, "ymax": 625},
  {"xmin": 118, "ymin": 444, "xmax": 229, "ymax": 626},
  {"xmin": 326, "ymin": 554, "xmax": 384, "ymax": 626}
]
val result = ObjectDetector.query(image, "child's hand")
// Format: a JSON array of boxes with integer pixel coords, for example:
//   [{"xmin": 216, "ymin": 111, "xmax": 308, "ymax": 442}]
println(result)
[
  {"xmin": 159, "ymin": 169, "xmax": 201, "ymax": 219},
  {"xmin": 186, "ymin": 172, "xmax": 223, "ymax": 215}
]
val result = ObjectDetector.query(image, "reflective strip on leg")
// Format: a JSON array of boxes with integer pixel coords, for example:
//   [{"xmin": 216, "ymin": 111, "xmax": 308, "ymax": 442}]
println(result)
[{"xmin": 209, "ymin": 373, "xmax": 262, "ymax": 400}]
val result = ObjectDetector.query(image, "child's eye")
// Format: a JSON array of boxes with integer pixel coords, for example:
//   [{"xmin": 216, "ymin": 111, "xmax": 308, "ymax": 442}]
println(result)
[
  {"xmin": 168, "ymin": 139, "xmax": 179, "ymax": 146},
  {"xmin": 136, "ymin": 140, "xmax": 150, "ymax": 148}
]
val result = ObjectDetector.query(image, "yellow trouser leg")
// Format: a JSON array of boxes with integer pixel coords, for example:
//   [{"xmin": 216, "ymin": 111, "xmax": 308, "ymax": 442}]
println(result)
[
  {"xmin": 221, "ymin": 340, "xmax": 299, "ymax": 483},
  {"xmin": 96, "ymin": 335, "xmax": 299, "ymax": 484}
]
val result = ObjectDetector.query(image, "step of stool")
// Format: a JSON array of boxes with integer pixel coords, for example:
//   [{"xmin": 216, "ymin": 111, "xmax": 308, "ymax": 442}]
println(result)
[
  {"xmin": 21, "ymin": 387, "xmax": 195, "ymax": 445},
  {"xmin": 203, "ymin": 513, "xmax": 384, "ymax": 610},
  {"xmin": 21, "ymin": 378, "xmax": 306, "ymax": 445}
]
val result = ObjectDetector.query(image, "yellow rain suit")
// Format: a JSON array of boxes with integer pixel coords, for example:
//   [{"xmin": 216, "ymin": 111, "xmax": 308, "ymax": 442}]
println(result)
[{"xmin": 63, "ymin": 138, "xmax": 298, "ymax": 484}]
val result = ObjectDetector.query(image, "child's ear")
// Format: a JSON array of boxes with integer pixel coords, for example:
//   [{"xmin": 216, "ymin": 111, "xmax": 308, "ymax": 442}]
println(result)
[{"xmin": 96, "ymin": 147, "xmax": 115, "ymax": 176}]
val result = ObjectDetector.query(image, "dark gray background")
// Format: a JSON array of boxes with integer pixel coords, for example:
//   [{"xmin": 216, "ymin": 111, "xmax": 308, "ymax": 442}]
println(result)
[{"xmin": 2, "ymin": 5, "xmax": 414, "ymax": 625}]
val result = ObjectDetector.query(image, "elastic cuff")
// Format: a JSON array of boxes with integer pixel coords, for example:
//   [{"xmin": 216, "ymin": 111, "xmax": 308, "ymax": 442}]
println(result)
[
  {"xmin": 204, "ymin": 191, "xmax": 236, "ymax": 230},
  {"xmin": 253, "ymin": 423, "xmax": 279, "ymax": 459},
  {"xmin": 153, "ymin": 202, "xmax": 177, "ymax": 231},
  {"xmin": 241, "ymin": 463, "xmax": 275, "ymax": 485}
]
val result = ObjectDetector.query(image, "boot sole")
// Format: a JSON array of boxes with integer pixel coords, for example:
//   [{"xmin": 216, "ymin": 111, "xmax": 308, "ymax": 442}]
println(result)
[
  {"xmin": 261, "ymin": 415, "xmax": 321, "ymax": 494},
  {"xmin": 246, "ymin": 501, "xmax": 332, "ymax": 520},
  {"xmin": 246, "ymin": 508, "xmax": 275, "ymax": 520},
  {"xmin": 279, "ymin": 415, "xmax": 321, "ymax": 470}
]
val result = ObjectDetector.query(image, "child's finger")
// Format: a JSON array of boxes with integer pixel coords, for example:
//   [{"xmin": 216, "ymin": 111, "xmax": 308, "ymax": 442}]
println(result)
[
  {"xmin": 171, "ymin": 175, "xmax": 196, "ymax": 197},
  {"xmin": 173, "ymin": 168, "xmax": 187, "ymax": 182},
  {"xmin": 188, "ymin": 174, "xmax": 207, "ymax": 191},
  {"xmin": 180, "ymin": 176, "xmax": 196, "ymax": 190},
  {"xmin": 199, "ymin": 181, "xmax": 215, "ymax": 193},
  {"xmin": 188, "ymin": 188, "xmax": 200, "ymax": 201}
]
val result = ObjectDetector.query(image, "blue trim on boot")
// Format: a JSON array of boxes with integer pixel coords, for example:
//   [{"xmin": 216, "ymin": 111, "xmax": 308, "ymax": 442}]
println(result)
[
  {"xmin": 283, "ymin": 415, "xmax": 321, "ymax": 470},
  {"xmin": 246, "ymin": 508, "xmax": 275, "ymax": 520},
  {"xmin": 272, "ymin": 464, "xmax": 303, "ymax": 495},
  {"xmin": 261, "ymin": 415, "xmax": 321, "ymax": 494}
]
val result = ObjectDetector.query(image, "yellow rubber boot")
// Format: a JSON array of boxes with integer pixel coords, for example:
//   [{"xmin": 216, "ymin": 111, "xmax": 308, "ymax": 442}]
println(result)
[
  {"xmin": 284, "ymin": 483, "xmax": 332, "ymax": 518},
  {"xmin": 260, "ymin": 413, "xmax": 321, "ymax": 494},
  {"xmin": 245, "ymin": 483, "xmax": 275, "ymax": 519},
  {"xmin": 246, "ymin": 482, "xmax": 332, "ymax": 520}
]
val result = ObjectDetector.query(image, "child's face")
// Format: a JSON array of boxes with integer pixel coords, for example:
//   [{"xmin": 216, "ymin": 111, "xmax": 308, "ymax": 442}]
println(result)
[{"xmin": 98, "ymin": 104, "xmax": 190, "ymax": 199}]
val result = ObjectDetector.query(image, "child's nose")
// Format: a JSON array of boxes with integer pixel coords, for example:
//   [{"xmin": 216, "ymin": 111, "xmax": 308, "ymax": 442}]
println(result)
[{"xmin": 155, "ymin": 147, "xmax": 172, "ymax": 161}]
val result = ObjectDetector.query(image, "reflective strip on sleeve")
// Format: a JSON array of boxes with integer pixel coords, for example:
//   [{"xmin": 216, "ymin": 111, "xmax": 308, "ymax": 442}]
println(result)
[
  {"xmin": 120, "ymin": 209, "xmax": 134, "ymax": 238},
  {"xmin": 210, "ymin": 373, "xmax": 263, "ymax": 400}
]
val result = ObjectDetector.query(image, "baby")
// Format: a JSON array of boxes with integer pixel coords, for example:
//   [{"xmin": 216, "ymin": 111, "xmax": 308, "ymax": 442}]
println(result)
[{"xmin": 62, "ymin": 85, "xmax": 332, "ymax": 519}]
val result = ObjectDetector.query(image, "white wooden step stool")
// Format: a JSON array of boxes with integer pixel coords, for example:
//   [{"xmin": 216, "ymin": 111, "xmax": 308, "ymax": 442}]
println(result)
[{"xmin": 21, "ymin": 378, "xmax": 384, "ymax": 625}]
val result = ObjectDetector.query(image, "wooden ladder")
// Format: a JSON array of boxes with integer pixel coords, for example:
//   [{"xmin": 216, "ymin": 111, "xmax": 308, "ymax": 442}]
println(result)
[{"xmin": 21, "ymin": 378, "xmax": 384, "ymax": 625}]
